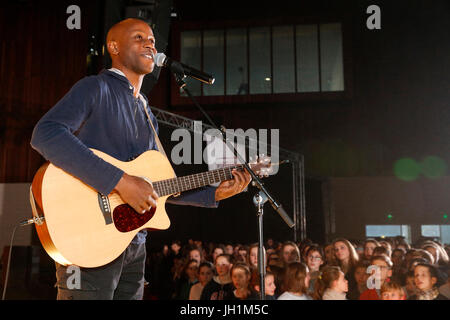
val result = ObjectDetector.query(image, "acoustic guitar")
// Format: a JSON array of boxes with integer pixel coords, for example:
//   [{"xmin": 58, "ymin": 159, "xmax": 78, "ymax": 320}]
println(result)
[{"xmin": 30, "ymin": 149, "xmax": 272, "ymax": 268}]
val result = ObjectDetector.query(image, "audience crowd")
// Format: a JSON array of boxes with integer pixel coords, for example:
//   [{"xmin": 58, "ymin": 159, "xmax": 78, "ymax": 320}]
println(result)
[{"xmin": 143, "ymin": 236, "xmax": 450, "ymax": 300}]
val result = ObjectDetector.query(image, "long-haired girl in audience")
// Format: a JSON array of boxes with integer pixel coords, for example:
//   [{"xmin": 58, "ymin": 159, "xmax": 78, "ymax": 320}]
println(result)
[
  {"xmin": 200, "ymin": 254, "xmax": 234, "ymax": 300},
  {"xmin": 313, "ymin": 266, "xmax": 348, "ymax": 300},
  {"xmin": 226, "ymin": 263, "xmax": 259, "ymax": 300},
  {"xmin": 346, "ymin": 260, "xmax": 370, "ymax": 300},
  {"xmin": 248, "ymin": 243, "xmax": 267, "ymax": 271},
  {"xmin": 189, "ymin": 261, "xmax": 214, "ymax": 300},
  {"xmin": 250, "ymin": 270, "xmax": 277, "ymax": 300},
  {"xmin": 332, "ymin": 238, "xmax": 359, "ymax": 296},
  {"xmin": 333, "ymin": 238, "xmax": 359, "ymax": 275},
  {"xmin": 362, "ymin": 239, "xmax": 380, "ymax": 262},
  {"xmin": 280, "ymin": 241, "xmax": 301, "ymax": 266},
  {"xmin": 277, "ymin": 262, "xmax": 312, "ymax": 300}
]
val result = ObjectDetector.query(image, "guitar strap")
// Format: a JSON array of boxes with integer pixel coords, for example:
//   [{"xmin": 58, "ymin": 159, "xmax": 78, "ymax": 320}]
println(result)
[
  {"xmin": 139, "ymin": 97, "xmax": 180, "ymax": 196},
  {"xmin": 138, "ymin": 95, "xmax": 167, "ymax": 159}
]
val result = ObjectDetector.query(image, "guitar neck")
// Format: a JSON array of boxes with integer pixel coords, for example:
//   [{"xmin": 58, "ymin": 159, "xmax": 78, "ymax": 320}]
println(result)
[{"xmin": 153, "ymin": 164, "xmax": 244, "ymax": 196}]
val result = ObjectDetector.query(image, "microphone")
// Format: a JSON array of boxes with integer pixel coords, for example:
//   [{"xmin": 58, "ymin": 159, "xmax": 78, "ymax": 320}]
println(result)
[{"xmin": 154, "ymin": 52, "xmax": 215, "ymax": 85}]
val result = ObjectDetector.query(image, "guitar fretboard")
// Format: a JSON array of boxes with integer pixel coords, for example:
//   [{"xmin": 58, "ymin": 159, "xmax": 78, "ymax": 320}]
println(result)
[{"xmin": 153, "ymin": 164, "xmax": 244, "ymax": 197}]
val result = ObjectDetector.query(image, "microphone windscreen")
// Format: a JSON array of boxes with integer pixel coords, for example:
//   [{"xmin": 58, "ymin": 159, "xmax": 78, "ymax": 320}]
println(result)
[{"xmin": 154, "ymin": 53, "xmax": 166, "ymax": 67}]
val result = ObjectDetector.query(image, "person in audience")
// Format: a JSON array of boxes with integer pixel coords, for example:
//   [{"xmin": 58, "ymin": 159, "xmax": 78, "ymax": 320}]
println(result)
[
  {"xmin": 189, "ymin": 261, "xmax": 214, "ymax": 300},
  {"xmin": 332, "ymin": 238, "xmax": 359, "ymax": 275},
  {"xmin": 277, "ymin": 262, "xmax": 311, "ymax": 300},
  {"xmin": 391, "ymin": 248, "xmax": 407, "ymax": 283},
  {"xmin": 354, "ymin": 242, "xmax": 364, "ymax": 259},
  {"xmin": 236, "ymin": 245, "xmax": 249, "ymax": 264},
  {"xmin": 298, "ymin": 238, "xmax": 313, "ymax": 262},
  {"xmin": 200, "ymin": 254, "xmax": 234, "ymax": 300},
  {"xmin": 380, "ymin": 280, "xmax": 406, "ymax": 300},
  {"xmin": 323, "ymin": 243, "xmax": 336, "ymax": 266},
  {"xmin": 391, "ymin": 248, "xmax": 406, "ymax": 270},
  {"xmin": 408, "ymin": 263, "xmax": 448, "ymax": 300},
  {"xmin": 422, "ymin": 241, "xmax": 449, "ymax": 267},
  {"xmin": 233, "ymin": 244, "xmax": 242, "ymax": 261},
  {"xmin": 281, "ymin": 241, "xmax": 301, "ymax": 265},
  {"xmin": 209, "ymin": 244, "xmax": 225, "ymax": 264},
  {"xmin": 267, "ymin": 251, "xmax": 283, "ymax": 268},
  {"xmin": 332, "ymin": 238, "xmax": 359, "ymax": 296},
  {"xmin": 372, "ymin": 245, "xmax": 390, "ymax": 258},
  {"xmin": 313, "ymin": 266, "xmax": 348, "ymax": 300},
  {"xmin": 266, "ymin": 238, "xmax": 276, "ymax": 250},
  {"xmin": 379, "ymin": 240, "xmax": 393, "ymax": 257},
  {"xmin": 267, "ymin": 264, "xmax": 285, "ymax": 297},
  {"xmin": 224, "ymin": 243, "xmax": 234, "ymax": 256},
  {"xmin": 362, "ymin": 239, "xmax": 380, "ymax": 262},
  {"xmin": 305, "ymin": 245, "xmax": 325, "ymax": 294},
  {"xmin": 225, "ymin": 263, "xmax": 259, "ymax": 300},
  {"xmin": 403, "ymin": 271, "xmax": 417, "ymax": 299},
  {"xmin": 346, "ymin": 260, "xmax": 370, "ymax": 300},
  {"xmin": 248, "ymin": 243, "xmax": 266, "ymax": 271},
  {"xmin": 410, "ymin": 249, "xmax": 435, "ymax": 265},
  {"xmin": 395, "ymin": 237, "xmax": 411, "ymax": 252},
  {"xmin": 251, "ymin": 270, "xmax": 277, "ymax": 300},
  {"xmin": 173, "ymin": 259, "xmax": 199, "ymax": 300},
  {"xmin": 188, "ymin": 247, "xmax": 204, "ymax": 265},
  {"xmin": 359, "ymin": 255, "xmax": 393, "ymax": 300}
]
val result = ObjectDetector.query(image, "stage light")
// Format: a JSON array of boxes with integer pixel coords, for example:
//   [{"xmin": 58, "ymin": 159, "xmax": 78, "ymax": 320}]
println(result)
[{"xmin": 393, "ymin": 158, "xmax": 420, "ymax": 181}]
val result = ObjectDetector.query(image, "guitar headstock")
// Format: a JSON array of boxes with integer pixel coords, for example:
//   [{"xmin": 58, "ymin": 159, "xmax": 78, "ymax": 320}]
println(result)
[{"xmin": 249, "ymin": 154, "xmax": 273, "ymax": 178}]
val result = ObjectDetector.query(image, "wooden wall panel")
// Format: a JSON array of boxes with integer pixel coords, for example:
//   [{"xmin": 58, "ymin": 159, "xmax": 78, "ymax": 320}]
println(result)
[{"xmin": 0, "ymin": 0, "xmax": 89, "ymax": 182}]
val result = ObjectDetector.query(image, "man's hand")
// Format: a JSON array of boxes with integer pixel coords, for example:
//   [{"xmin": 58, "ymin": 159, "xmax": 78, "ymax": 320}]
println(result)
[
  {"xmin": 114, "ymin": 173, "xmax": 159, "ymax": 214},
  {"xmin": 215, "ymin": 169, "xmax": 252, "ymax": 201}
]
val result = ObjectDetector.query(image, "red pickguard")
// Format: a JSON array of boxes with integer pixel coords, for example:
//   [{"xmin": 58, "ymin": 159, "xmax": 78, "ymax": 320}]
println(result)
[{"xmin": 112, "ymin": 204, "xmax": 156, "ymax": 233}]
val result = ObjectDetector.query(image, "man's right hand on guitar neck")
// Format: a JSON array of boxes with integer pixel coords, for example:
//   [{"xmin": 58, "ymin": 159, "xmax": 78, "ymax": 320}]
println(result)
[{"xmin": 114, "ymin": 173, "xmax": 159, "ymax": 214}]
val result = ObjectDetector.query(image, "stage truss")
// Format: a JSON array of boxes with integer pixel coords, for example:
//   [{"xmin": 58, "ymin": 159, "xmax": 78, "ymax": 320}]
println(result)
[{"xmin": 151, "ymin": 106, "xmax": 306, "ymax": 242}]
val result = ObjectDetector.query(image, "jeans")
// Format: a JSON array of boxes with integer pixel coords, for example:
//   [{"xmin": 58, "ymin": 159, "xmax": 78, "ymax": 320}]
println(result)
[{"xmin": 55, "ymin": 242, "xmax": 146, "ymax": 300}]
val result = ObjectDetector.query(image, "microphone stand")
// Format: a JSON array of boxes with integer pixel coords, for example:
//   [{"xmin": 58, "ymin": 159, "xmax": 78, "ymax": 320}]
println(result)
[{"xmin": 172, "ymin": 73, "xmax": 295, "ymax": 300}]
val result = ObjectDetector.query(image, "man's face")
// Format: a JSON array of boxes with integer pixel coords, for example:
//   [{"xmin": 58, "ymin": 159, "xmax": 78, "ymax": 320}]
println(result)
[{"xmin": 110, "ymin": 20, "xmax": 157, "ymax": 75}]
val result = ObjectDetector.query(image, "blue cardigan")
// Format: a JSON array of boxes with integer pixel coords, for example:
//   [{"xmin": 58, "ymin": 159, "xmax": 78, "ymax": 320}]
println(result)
[{"xmin": 31, "ymin": 69, "xmax": 218, "ymax": 243}]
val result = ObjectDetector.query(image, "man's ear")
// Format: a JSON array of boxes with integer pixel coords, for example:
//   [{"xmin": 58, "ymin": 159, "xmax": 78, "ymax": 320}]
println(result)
[{"xmin": 107, "ymin": 41, "xmax": 119, "ymax": 56}]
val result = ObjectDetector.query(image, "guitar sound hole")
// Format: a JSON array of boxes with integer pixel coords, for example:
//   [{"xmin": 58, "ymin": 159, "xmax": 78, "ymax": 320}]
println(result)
[{"xmin": 112, "ymin": 204, "xmax": 156, "ymax": 233}]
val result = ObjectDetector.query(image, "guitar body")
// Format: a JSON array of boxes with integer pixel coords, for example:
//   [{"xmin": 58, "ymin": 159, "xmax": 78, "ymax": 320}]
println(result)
[{"xmin": 31, "ymin": 149, "xmax": 174, "ymax": 268}]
